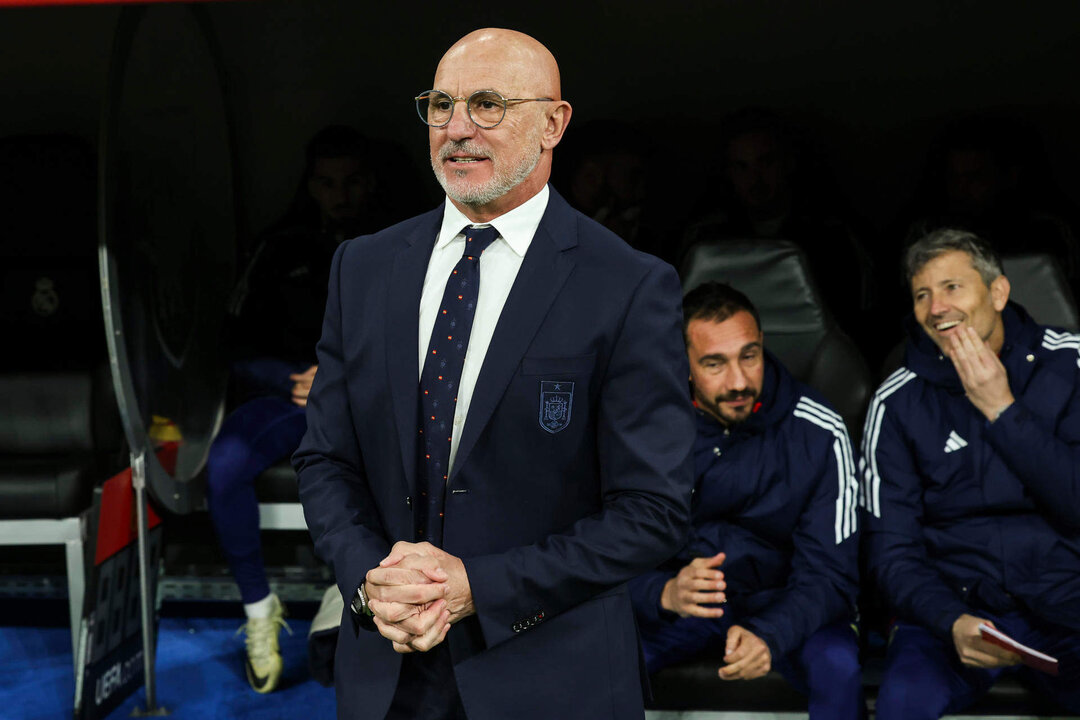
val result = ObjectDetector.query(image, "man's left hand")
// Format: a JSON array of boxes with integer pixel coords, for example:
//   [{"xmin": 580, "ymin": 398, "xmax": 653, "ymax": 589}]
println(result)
[
  {"xmin": 949, "ymin": 327, "xmax": 1014, "ymax": 421},
  {"xmin": 380, "ymin": 541, "xmax": 475, "ymax": 625},
  {"xmin": 719, "ymin": 625, "xmax": 771, "ymax": 681},
  {"xmin": 364, "ymin": 561, "xmax": 447, "ymax": 651},
  {"xmin": 373, "ymin": 601, "xmax": 450, "ymax": 655}
]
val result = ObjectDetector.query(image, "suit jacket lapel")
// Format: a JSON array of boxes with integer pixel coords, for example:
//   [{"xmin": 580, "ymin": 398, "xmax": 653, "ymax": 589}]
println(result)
[
  {"xmin": 386, "ymin": 208, "xmax": 442, "ymax": 497},
  {"xmin": 450, "ymin": 191, "xmax": 579, "ymax": 481}
]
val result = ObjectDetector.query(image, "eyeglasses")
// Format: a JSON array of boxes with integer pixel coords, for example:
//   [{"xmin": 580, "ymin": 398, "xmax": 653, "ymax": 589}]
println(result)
[{"xmin": 415, "ymin": 90, "xmax": 554, "ymax": 129}]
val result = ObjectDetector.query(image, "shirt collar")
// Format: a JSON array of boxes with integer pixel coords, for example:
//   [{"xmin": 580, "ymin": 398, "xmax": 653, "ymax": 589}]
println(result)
[{"xmin": 435, "ymin": 184, "xmax": 550, "ymax": 258}]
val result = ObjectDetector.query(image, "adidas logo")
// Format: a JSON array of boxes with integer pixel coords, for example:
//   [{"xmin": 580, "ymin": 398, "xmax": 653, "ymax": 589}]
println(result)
[{"xmin": 944, "ymin": 430, "xmax": 968, "ymax": 453}]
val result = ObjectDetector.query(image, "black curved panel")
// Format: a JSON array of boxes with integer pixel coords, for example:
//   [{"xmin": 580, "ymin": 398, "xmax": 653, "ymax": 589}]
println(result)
[{"xmin": 99, "ymin": 5, "xmax": 238, "ymax": 513}]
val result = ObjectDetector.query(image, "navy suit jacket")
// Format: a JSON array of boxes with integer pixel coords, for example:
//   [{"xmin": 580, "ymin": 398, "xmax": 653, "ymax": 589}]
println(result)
[{"xmin": 293, "ymin": 188, "xmax": 695, "ymax": 720}]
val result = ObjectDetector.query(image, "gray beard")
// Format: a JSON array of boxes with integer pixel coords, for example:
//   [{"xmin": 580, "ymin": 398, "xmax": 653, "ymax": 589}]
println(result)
[{"xmin": 431, "ymin": 140, "xmax": 542, "ymax": 208}]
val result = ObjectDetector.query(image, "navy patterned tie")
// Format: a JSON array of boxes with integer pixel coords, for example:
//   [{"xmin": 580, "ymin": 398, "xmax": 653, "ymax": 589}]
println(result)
[{"xmin": 417, "ymin": 225, "xmax": 500, "ymax": 544}]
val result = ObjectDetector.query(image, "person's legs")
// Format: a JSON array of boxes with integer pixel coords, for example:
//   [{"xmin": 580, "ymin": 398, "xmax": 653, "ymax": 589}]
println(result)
[
  {"xmin": 995, "ymin": 611, "xmax": 1080, "ymax": 712},
  {"xmin": 206, "ymin": 395, "xmax": 307, "ymax": 605},
  {"xmin": 205, "ymin": 395, "xmax": 307, "ymax": 693},
  {"xmin": 778, "ymin": 620, "xmax": 865, "ymax": 720},
  {"xmin": 874, "ymin": 621, "xmax": 999, "ymax": 720}
]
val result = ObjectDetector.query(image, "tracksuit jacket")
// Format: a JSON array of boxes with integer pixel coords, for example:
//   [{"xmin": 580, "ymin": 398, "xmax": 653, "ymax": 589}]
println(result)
[
  {"xmin": 630, "ymin": 351, "xmax": 860, "ymax": 660},
  {"xmin": 861, "ymin": 302, "xmax": 1080, "ymax": 639}
]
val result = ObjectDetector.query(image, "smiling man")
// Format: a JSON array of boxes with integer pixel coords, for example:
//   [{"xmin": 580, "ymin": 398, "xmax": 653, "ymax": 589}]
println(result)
[
  {"xmin": 862, "ymin": 228, "xmax": 1080, "ymax": 718},
  {"xmin": 293, "ymin": 28, "xmax": 694, "ymax": 720},
  {"xmin": 630, "ymin": 282, "xmax": 864, "ymax": 720}
]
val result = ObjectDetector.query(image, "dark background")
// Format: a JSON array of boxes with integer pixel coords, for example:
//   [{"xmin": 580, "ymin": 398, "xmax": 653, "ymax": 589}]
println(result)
[{"xmin": 1, "ymin": 0, "xmax": 1078, "ymax": 252}]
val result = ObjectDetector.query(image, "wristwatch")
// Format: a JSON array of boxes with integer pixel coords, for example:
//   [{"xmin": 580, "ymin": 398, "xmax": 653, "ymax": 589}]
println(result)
[{"xmin": 351, "ymin": 581, "xmax": 375, "ymax": 618}]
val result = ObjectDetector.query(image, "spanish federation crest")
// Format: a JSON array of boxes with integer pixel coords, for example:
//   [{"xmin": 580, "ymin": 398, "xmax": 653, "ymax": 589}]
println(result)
[{"xmin": 539, "ymin": 381, "xmax": 574, "ymax": 434}]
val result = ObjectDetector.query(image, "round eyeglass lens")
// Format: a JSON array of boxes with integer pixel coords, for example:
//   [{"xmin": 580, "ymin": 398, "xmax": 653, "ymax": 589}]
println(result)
[
  {"xmin": 417, "ymin": 91, "xmax": 454, "ymax": 127},
  {"xmin": 467, "ymin": 92, "xmax": 507, "ymax": 128}
]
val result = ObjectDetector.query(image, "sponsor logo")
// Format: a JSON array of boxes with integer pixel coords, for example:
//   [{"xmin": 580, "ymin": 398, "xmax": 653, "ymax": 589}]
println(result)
[
  {"xmin": 94, "ymin": 651, "xmax": 143, "ymax": 706},
  {"xmin": 944, "ymin": 430, "xmax": 968, "ymax": 453}
]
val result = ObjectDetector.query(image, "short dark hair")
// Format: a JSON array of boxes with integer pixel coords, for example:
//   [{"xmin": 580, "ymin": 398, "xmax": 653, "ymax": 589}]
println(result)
[
  {"xmin": 682, "ymin": 282, "xmax": 761, "ymax": 341},
  {"xmin": 904, "ymin": 227, "xmax": 1004, "ymax": 287}
]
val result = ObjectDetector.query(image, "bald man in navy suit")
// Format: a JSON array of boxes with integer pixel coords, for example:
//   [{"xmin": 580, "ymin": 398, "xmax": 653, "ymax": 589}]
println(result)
[{"xmin": 293, "ymin": 28, "xmax": 694, "ymax": 720}]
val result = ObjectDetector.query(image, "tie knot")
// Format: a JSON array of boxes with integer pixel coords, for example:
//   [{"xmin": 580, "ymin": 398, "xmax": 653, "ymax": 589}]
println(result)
[{"xmin": 461, "ymin": 225, "xmax": 499, "ymax": 258}]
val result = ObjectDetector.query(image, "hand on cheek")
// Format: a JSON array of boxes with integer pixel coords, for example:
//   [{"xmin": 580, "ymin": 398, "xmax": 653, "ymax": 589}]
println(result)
[{"xmin": 949, "ymin": 327, "xmax": 1014, "ymax": 421}]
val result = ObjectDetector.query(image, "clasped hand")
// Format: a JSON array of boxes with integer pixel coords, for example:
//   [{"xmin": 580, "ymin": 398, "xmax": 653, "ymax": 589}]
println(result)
[
  {"xmin": 364, "ymin": 541, "xmax": 474, "ymax": 654},
  {"xmin": 719, "ymin": 625, "xmax": 772, "ymax": 681}
]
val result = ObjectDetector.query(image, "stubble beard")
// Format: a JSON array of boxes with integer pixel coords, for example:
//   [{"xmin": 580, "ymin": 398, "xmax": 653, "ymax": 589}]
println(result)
[
  {"xmin": 431, "ymin": 133, "xmax": 543, "ymax": 208},
  {"xmin": 696, "ymin": 388, "xmax": 757, "ymax": 428}
]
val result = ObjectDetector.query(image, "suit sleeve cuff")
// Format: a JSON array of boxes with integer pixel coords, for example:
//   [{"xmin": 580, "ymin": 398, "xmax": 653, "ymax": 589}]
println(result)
[{"xmin": 462, "ymin": 554, "xmax": 526, "ymax": 649}]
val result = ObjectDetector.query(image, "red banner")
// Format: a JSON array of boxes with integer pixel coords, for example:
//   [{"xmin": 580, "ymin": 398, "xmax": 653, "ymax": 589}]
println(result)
[{"xmin": 92, "ymin": 443, "xmax": 175, "ymax": 565}]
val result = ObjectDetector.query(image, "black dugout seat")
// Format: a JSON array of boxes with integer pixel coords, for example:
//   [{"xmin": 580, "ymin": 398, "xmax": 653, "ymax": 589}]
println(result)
[
  {"xmin": 648, "ymin": 661, "xmax": 808, "ymax": 713},
  {"xmin": 0, "ymin": 366, "xmax": 123, "ymax": 665},
  {"xmin": 255, "ymin": 461, "xmax": 302, "ymax": 504},
  {"xmin": 0, "ymin": 368, "xmax": 122, "ymax": 520},
  {"xmin": 0, "ymin": 133, "xmax": 114, "ymax": 518},
  {"xmin": 251, "ymin": 458, "xmax": 305, "ymax": 530},
  {"xmin": 680, "ymin": 239, "xmax": 873, "ymax": 442},
  {"xmin": 0, "ymin": 133, "xmax": 122, "ymax": 663},
  {"xmin": 1003, "ymin": 253, "xmax": 1079, "ymax": 331}
]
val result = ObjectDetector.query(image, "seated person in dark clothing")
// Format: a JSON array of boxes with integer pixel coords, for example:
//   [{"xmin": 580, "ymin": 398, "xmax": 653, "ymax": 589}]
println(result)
[
  {"xmin": 630, "ymin": 282, "xmax": 864, "ymax": 720},
  {"xmin": 208, "ymin": 125, "xmax": 379, "ymax": 694},
  {"xmin": 862, "ymin": 228, "xmax": 1080, "ymax": 719},
  {"xmin": 682, "ymin": 108, "xmax": 875, "ymax": 350}
]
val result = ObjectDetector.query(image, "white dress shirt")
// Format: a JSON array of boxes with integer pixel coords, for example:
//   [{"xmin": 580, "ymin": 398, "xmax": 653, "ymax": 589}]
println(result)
[{"xmin": 418, "ymin": 184, "xmax": 550, "ymax": 474}]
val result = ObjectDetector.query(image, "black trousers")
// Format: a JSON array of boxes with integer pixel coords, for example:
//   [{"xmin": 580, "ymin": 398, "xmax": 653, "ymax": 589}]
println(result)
[{"xmin": 385, "ymin": 643, "xmax": 468, "ymax": 720}]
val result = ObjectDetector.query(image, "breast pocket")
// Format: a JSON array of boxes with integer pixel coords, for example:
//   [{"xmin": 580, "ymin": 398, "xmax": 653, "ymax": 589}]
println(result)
[
  {"xmin": 521, "ymin": 354, "xmax": 596, "ymax": 434},
  {"xmin": 521, "ymin": 354, "xmax": 597, "ymax": 377}
]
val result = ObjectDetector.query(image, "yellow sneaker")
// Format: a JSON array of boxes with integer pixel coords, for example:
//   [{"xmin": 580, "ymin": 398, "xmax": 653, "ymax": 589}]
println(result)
[{"xmin": 238, "ymin": 595, "xmax": 291, "ymax": 693}]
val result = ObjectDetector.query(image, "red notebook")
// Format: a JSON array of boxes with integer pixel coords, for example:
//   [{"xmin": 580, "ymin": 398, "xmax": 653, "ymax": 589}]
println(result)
[{"xmin": 978, "ymin": 623, "xmax": 1059, "ymax": 676}]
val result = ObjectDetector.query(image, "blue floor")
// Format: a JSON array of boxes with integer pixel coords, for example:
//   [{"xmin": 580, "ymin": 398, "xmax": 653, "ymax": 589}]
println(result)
[{"xmin": 0, "ymin": 617, "xmax": 336, "ymax": 720}]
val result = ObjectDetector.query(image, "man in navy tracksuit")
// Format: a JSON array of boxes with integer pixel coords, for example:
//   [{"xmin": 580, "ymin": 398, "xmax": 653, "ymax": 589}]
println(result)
[
  {"xmin": 630, "ymin": 282, "xmax": 864, "ymax": 719},
  {"xmin": 862, "ymin": 228, "xmax": 1080, "ymax": 718}
]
